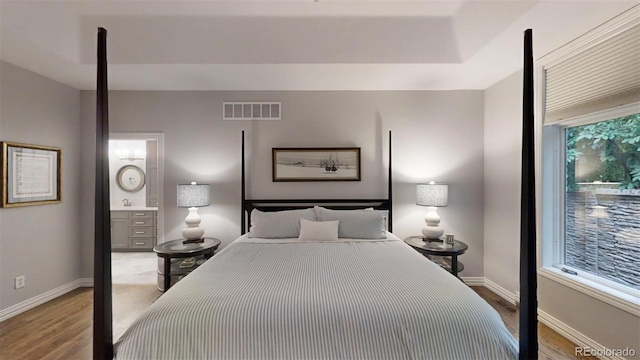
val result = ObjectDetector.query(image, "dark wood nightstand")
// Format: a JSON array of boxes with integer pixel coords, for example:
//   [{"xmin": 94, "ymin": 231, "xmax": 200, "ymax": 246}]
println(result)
[
  {"xmin": 404, "ymin": 236, "xmax": 468, "ymax": 277},
  {"xmin": 154, "ymin": 237, "xmax": 221, "ymax": 292}
]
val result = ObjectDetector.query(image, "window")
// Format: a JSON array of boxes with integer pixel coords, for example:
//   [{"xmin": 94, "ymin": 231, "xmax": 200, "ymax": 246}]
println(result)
[
  {"xmin": 538, "ymin": 7, "xmax": 640, "ymax": 305},
  {"xmin": 562, "ymin": 113, "xmax": 640, "ymax": 292}
]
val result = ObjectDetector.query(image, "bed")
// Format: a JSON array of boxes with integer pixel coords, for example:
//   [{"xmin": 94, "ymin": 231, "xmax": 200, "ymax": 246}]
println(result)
[{"xmin": 115, "ymin": 205, "xmax": 517, "ymax": 359}]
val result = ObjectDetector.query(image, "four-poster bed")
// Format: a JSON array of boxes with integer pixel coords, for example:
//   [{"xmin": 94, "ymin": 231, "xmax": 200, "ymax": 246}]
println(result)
[{"xmin": 93, "ymin": 28, "xmax": 538, "ymax": 360}]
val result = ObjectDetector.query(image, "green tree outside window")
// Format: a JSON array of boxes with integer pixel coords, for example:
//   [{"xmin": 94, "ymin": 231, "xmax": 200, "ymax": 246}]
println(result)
[{"xmin": 566, "ymin": 113, "xmax": 640, "ymax": 191}]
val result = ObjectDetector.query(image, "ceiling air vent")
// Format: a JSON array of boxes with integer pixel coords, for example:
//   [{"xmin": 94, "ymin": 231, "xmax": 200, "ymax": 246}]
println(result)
[{"xmin": 223, "ymin": 102, "xmax": 281, "ymax": 120}]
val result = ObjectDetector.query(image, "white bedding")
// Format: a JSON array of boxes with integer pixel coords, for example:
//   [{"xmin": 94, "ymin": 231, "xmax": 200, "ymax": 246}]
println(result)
[{"xmin": 115, "ymin": 234, "xmax": 518, "ymax": 359}]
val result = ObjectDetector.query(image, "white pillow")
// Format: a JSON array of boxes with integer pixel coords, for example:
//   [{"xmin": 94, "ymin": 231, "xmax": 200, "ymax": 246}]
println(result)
[
  {"xmin": 298, "ymin": 219, "xmax": 339, "ymax": 241},
  {"xmin": 314, "ymin": 206, "xmax": 387, "ymax": 239},
  {"xmin": 248, "ymin": 208, "xmax": 316, "ymax": 238}
]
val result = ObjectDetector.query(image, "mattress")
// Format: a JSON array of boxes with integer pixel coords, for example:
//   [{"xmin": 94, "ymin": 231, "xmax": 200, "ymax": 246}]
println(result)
[{"xmin": 115, "ymin": 234, "xmax": 518, "ymax": 359}]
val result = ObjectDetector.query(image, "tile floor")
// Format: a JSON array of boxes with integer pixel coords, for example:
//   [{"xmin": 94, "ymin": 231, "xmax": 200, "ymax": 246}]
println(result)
[{"xmin": 111, "ymin": 252, "xmax": 157, "ymax": 285}]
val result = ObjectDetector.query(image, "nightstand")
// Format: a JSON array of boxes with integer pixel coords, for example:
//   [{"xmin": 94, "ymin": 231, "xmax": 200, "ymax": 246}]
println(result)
[
  {"xmin": 404, "ymin": 236, "xmax": 468, "ymax": 277},
  {"xmin": 154, "ymin": 237, "xmax": 221, "ymax": 292}
]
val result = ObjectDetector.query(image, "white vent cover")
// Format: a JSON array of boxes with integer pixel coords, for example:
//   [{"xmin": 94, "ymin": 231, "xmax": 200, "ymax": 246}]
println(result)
[{"xmin": 223, "ymin": 102, "xmax": 281, "ymax": 120}]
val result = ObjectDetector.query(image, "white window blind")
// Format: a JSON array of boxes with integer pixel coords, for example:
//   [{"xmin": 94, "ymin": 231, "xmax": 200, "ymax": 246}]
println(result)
[{"xmin": 544, "ymin": 20, "xmax": 640, "ymax": 124}]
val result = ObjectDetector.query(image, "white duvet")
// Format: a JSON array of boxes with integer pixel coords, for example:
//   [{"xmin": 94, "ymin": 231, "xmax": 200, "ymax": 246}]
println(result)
[{"xmin": 115, "ymin": 234, "xmax": 518, "ymax": 359}]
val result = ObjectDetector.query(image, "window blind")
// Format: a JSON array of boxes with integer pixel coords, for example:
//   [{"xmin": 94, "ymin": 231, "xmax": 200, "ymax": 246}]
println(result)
[{"xmin": 544, "ymin": 21, "xmax": 640, "ymax": 125}]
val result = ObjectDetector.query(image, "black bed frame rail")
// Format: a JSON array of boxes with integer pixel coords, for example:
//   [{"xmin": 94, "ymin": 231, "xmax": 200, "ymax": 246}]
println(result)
[
  {"xmin": 94, "ymin": 27, "xmax": 113, "ymax": 360},
  {"xmin": 519, "ymin": 28, "xmax": 538, "ymax": 360}
]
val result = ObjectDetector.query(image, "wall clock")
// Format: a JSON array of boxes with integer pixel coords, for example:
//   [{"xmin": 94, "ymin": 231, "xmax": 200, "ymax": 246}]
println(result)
[{"xmin": 116, "ymin": 165, "xmax": 146, "ymax": 192}]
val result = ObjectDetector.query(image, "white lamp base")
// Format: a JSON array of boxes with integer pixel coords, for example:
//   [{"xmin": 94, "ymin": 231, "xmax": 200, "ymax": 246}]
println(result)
[
  {"xmin": 422, "ymin": 206, "xmax": 444, "ymax": 240},
  {"xmin": 422, "ymin": 226, "xmax": 444, "ymax": 240},
  {"xmin": 182, "ymin": 207, "xmax": 204, "ymax": 241}
]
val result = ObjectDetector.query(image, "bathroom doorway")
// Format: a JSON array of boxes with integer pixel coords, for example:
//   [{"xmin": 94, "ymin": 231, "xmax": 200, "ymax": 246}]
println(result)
[{"xmin": 108, "ymin": 133, "xmax": 164, "ymax": 284}]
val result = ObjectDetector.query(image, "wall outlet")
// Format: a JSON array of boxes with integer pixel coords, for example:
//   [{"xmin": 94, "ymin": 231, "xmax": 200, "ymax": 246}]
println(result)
[{"xmin": 15, "ymin": 275, "xmax": 25, "ymax": 289}]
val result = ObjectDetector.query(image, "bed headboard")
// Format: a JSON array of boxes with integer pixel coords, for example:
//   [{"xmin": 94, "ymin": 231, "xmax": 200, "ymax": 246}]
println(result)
[
  {"xmin": 240, "ymin": 131, "xmax": 393, "ymax": 235},
  {"xmin": 242, "ymin": 198, "xmax": 392, "ymax": 234}
]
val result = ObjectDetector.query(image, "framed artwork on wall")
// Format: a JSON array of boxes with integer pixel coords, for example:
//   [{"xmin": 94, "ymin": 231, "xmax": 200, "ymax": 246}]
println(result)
[
  {"xmin": 272, "ymin": 147, "xmax": 361, "ymax": 182},
  {"xmin": 1, "ymin": 141, "xmax": 62, "ymax": 208}
]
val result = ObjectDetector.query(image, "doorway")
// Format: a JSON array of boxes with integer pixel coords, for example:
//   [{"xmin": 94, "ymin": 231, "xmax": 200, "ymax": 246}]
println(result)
[{"xmin": 108, "ymin": 133, "xmax": 163, "ymax": 282}]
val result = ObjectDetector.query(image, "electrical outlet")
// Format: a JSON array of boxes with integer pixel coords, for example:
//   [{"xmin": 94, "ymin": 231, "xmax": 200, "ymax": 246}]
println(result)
[{"xmin": 15, "ymin": 275, "xmax": 25, "ymax": 289}]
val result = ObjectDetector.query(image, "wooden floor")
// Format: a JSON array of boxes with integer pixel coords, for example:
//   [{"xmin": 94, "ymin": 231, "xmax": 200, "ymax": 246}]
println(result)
[
  {"xmin": 0, "ymin": 284, "xmax": 160, "ymax": 360},
  {"xmin": 0, "ymin": 285, "xmax": 594, "ymax": 359}
]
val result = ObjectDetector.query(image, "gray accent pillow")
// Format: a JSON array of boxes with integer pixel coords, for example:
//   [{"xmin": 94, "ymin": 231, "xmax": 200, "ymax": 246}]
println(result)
[
  {"xmin": 248, "ymin": 208, "xmax": 316, "ymax": 238},
  {"xmin": 314, "ymin": 206, "xmax": 387, "ymax": 239}
]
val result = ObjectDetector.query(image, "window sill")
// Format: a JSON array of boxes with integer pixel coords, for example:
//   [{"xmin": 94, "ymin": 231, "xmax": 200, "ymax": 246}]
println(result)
[{"xmin": 538, "ymin": 267, "xmax": 640, "ymax": 317}]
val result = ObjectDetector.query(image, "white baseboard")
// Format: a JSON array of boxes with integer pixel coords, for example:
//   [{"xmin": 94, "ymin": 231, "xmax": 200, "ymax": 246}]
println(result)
[
  {"xmin": 484, "ymin": 278, "xmax": 518, "ymax": 305},
  {"xmin": 461, "ymin": 277, "xmax": 484, "ymax": 286},
  {"xmin": 482, "ymin": 278, "xmax": 630, "ymax": 360},
  {"xmin": 0, "ymin": 278, "xmax": 93, "ymax": 322},
  {"xmin": 538, "ymin": 310, "xmax": 629, "ymax": 360}
]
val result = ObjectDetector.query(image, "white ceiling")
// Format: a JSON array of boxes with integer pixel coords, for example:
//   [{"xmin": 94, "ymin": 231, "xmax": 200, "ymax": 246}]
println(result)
[{"xmin": 0, "ymin": 0, "xmax": 637, "ymax": 91}]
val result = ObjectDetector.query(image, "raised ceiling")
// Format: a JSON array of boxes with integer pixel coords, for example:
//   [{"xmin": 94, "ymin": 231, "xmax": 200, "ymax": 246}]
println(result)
[{"xmin": 0, "ymin": 1, "xmax": 637, "ymax": 91}]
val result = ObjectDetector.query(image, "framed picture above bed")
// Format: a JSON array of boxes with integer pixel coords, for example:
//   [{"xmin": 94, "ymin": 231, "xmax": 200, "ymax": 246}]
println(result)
[
  {"xmin": 1, "ymin": 141, "xmax": 62, "ymax": 208},
  {"xmin": 272, "ymin": 147, "xmax": 361, "ymax": 182}
]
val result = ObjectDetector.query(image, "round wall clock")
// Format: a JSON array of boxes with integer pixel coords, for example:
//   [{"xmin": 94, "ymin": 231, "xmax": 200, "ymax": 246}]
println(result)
[{"xmin": 116, "ymin": 165, "xmax": 146, "ymax": 193}]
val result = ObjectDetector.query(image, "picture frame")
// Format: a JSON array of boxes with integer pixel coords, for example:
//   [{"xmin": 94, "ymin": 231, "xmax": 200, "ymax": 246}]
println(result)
[
  {"xmin": 272, "ymin": 147, "xmax": 361, "ymax": 182},
  {"xmin": 1, "ymin": 141, "xmax": 62, "ymax": 208}
]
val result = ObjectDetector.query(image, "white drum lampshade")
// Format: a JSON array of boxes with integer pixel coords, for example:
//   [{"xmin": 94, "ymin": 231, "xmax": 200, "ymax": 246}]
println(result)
[
  {"xmin": 177, "ymin": 182, "xmax": 210, "ymax": 243},
  {"xmin": 416, "ymin": 182, "xmax": 448, "ymax": 240}
]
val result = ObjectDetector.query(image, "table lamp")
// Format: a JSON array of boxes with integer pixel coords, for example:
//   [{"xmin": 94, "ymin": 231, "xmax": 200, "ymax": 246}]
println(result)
[
  {"xmin": 416, "ymin": 181, "xmax": 448, "ymax": 240},
  {"xmin": 177, "ymin": 182, "xmax": 210, "ymax": 243}
]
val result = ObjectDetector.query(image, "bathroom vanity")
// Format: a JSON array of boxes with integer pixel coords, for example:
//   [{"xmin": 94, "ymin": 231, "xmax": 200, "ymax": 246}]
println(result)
[
  {"xmin": 109, "ymin": 138, "xmax": 161, "ymax": 251},
  {"xmin": 111, "ymin": 207, "xmax": 158, "ymax": 251}
]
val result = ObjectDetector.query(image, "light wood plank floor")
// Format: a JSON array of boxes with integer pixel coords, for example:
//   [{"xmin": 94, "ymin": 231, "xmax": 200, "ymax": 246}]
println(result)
[{"xmin": 0, "ymin": 285, "xmax": 594, "ymax": 359}]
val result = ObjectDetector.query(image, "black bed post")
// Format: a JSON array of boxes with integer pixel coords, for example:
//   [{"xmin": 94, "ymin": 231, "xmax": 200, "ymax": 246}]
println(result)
[
  {"xmin": 241, "ymin": 131, "xmax": 246, "ymax": 235},
  {"xmin": 519, "ymin": 28, "xmax": 538, "ymax": 360},
  {"xmin": 93, "ymin": 27, "xmax": 113, "ymax": 360},
  {"xmin": 388, "ymin": 130, "xmax": 393, "ymax": 232}
]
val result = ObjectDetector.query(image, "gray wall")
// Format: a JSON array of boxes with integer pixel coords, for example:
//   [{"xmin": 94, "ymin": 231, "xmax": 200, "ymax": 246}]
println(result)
[
  {"xmin": 483, "ymin": 70, "xmax": 522, "ymax": 294},
  {"xmin": 79, "ymin": 90, "xmax": 486, "ymax": 279},
  {"xmin": 483, "ymin": 69, "xmax": 640, "ymax": 358},
  {"xmin": 539, "ymin": 276, "xmax": 640, "ymax": 359},
  {"xmin": 0, "ymin": 61, "xmax": 82, "ymax": 310}
]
